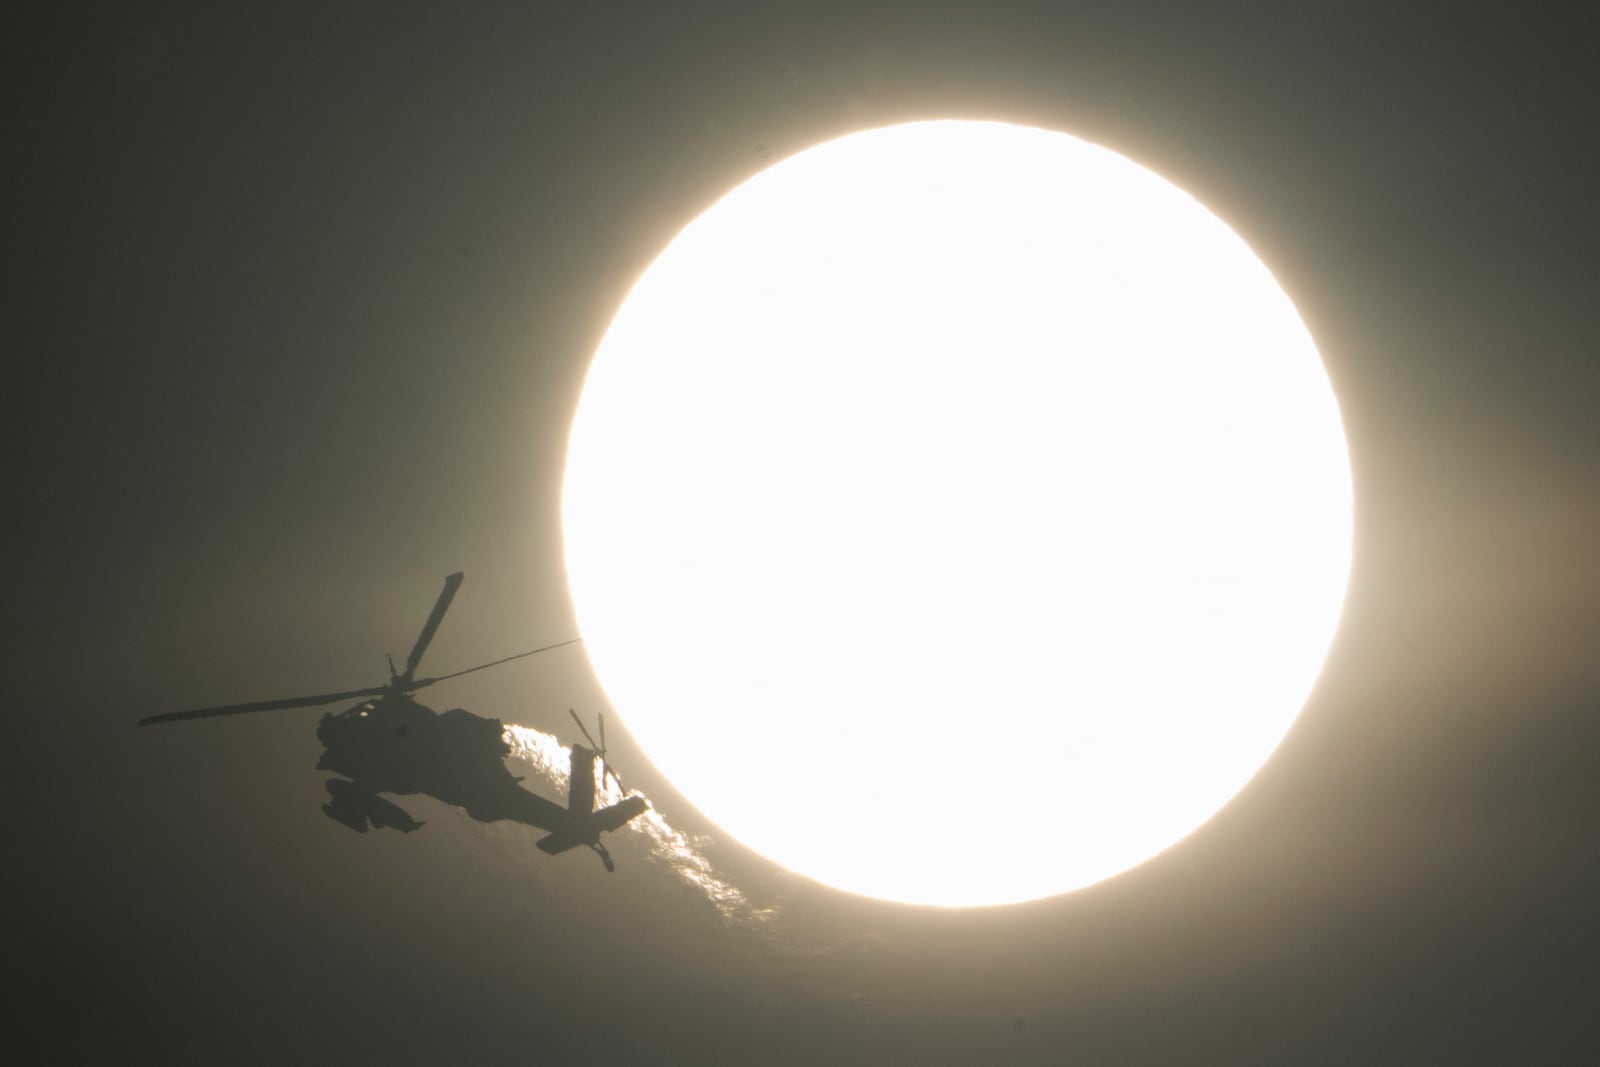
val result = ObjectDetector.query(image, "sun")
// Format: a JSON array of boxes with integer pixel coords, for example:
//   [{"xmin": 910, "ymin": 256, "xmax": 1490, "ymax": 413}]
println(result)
[{"xmin": 562, "ymin": 120, "xmax": 1351, "ymax": 907}]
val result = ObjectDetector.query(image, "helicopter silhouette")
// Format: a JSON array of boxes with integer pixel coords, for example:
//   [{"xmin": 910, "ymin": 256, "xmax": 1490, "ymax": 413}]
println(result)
[{"xmin": 138, "ymin": 573, "xmax": 649, "ymax": 872}]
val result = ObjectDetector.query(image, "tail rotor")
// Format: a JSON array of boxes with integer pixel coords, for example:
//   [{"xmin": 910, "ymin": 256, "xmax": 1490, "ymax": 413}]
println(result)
[{"xmin": 568, "ymin": 708, "xmax": 628, "ymax": 796}]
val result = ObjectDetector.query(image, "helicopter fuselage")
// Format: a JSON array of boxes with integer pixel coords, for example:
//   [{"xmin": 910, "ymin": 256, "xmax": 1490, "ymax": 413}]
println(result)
[{"xmin": 317, "ymin": 694, "xmax": 566, "ymax": 829}]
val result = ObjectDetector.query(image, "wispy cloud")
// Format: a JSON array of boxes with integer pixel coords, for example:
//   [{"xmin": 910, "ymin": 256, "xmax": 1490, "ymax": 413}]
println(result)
[{"xmin": 502, "ymin": 725, "xmax": 772, "ymax": 925}]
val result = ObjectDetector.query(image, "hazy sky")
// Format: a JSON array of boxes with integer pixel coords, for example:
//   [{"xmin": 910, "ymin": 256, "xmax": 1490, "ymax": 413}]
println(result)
[{"xmin": 17, "ymin": 2, "xmax": 1598, "ymax": 1062}]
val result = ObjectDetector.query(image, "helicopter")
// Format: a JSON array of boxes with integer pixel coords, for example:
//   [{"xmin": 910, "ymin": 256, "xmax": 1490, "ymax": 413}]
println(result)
[{"xmin": 138, "ymin": 572, "xmax": 649, "ymax": 872}]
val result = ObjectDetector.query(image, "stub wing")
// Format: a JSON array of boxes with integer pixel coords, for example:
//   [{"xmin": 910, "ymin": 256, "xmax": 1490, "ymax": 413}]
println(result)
[{"xmin": 322, "ymin": 778, "xmax": 425, "ymax": 833}]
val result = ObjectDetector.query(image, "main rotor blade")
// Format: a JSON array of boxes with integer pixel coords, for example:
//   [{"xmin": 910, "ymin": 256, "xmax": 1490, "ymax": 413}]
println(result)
[
  {"xmin": 404, "ymin": 572, "xmax": 464, "ymax": 679},
  {"xmin": 598, "ymin": 711, "xmax": 607, "ymax": 753},
  {"xmin": 138, "ymin": 686, "xmax": 389, "ymax": 727},
  {"xmin": 412, "ymin": 638, "xmax": 584, "ymax": 689},
  {"xmin": 568, "ymin": 707, "xmax": 601, "ymax": 751}
]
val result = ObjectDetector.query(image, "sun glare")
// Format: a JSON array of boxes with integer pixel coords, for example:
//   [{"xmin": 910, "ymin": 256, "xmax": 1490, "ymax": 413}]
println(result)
[{"xmin": 563, "ymin": 120, "xmax": 1351, "ymax": 906}]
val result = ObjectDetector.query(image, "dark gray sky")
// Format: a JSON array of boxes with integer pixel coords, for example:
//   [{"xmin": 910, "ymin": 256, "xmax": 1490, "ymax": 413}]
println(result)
[{"xmin": 16, "ymin": 2, "xmax": 1599, "ymax": 1063}]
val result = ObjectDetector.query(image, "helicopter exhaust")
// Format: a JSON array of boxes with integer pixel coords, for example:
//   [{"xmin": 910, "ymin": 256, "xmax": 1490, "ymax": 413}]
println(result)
[{"xmin": 501, "ymin": 724, "xmax": 770, "ymax": 925}]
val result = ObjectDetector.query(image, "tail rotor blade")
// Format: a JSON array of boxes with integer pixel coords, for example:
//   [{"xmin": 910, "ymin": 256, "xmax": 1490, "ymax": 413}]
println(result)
[
  {"xmin": 568, "ymin": 707, "xmax": 601, "ymax": 751},
  {"xmin": 404, "ymin": 572, "xmax": 464, "ymax": 679},
  {"xmin": 594, "ymin": 712, "xmax": 626, "ymax": 793}
]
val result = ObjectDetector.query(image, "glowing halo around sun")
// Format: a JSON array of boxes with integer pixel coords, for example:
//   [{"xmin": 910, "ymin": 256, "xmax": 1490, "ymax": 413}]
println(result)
[{"xmin": 562, "ymin": 120, "xmax": 1351, "ymax": 907}]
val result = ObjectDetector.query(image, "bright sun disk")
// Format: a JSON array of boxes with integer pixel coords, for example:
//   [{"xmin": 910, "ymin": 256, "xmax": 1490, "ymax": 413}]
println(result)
[{"xmin": 562, "ymin": 120, "xmax": 1351, "ymax": 907}]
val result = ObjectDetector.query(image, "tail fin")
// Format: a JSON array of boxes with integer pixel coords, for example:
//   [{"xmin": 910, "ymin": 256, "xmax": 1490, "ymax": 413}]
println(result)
[
  {"xmin": 568, "ymin": 744, "xmax": 597, "ymax": 816},
  {"xmin": 534, "ymin": 797, "xmax": 647, "ymax": 855},
  {"xmin": 534, "ymin": 744, "xmax": 647, "ymax": 861}
]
